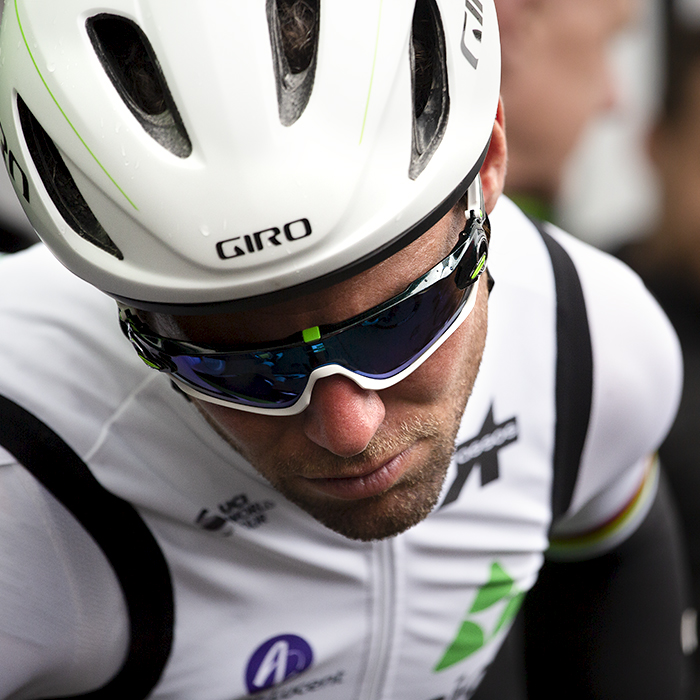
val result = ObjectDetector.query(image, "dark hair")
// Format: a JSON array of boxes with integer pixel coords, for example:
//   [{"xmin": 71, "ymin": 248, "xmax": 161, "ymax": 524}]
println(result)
[
  {"xmin": 277, "ymin": 0, "xmax": 319, "ymax": 74},
  {"xmin": 411, "ymin": 3, "xmax": 437, "ymax": 118}
]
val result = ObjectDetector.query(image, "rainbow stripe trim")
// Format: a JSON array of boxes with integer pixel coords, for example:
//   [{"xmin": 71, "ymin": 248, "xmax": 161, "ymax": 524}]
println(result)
[{"xmin": 547, "ymin": 455, "xmax": 659, "ymax": 561}]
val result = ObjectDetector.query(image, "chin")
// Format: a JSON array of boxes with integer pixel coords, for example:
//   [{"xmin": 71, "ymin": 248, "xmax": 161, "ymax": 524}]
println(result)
[{"xmin": 279, "ymin": 460, "xmax": 451, "ymax": 542}]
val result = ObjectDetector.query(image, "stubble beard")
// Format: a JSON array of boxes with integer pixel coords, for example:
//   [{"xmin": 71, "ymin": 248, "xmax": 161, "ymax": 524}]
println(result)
[
  {"xmin": 268, "ymin": 413, "xmax": 466, "ymax": 541},
  {"xmin": 198, "ymin": 397, "xmax": 470, "ymax": 541}
]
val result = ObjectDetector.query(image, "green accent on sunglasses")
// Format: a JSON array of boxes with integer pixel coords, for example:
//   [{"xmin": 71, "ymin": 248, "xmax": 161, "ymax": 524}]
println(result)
[{"xmin": 302, "ymin": 326, "xmax": 322, "ymax": 343}]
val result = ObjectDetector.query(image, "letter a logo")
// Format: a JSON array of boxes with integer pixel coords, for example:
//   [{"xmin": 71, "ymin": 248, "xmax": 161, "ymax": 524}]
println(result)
[{"xmin": 245, "ymin": 634, "xmax": 314, "ymax": 693}]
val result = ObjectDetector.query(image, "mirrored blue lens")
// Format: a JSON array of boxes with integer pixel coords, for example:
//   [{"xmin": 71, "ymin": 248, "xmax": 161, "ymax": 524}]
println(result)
[
  {"xmin": 327, "ymin": 279, "xmax": 466, "ymax": 377},
  {"xmin": 172, "ymin": 349, "xmax": 311, "ymax": 408},
  {"xmin": 159, "ymin": 271, "xmax": 470, "ymax": 408}
]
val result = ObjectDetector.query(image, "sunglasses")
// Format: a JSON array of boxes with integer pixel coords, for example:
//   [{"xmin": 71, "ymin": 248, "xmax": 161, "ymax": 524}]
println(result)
[{"xmin": 119, "ymin": 186, "xmax": 489, "ymax": 416}]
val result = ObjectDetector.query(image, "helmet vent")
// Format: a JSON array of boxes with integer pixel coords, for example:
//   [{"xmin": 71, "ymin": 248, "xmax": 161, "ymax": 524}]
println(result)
[
  {"xmin": 17, "ymin": 95, "xmax": 124, "ymax": 260},
  {"xmin": 267, "ymin": 0, "xmax": 320, "ymax": 126},
  {"xmin": 409, "ymin": 0, "xmax": 450, "ymax": 180},
  {"xmin": 87, "ymin": 14, "xmax": 192, "ymax": 158}
]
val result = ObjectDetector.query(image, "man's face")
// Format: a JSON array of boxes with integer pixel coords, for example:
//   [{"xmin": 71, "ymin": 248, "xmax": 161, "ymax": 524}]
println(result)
[
  {"xmin": 500, "ymin": 0, "xmax": 637, "ymax": 199},
  {"xmin": 154, "ymin": 206, "xmax": 489, "ymax": 541}
]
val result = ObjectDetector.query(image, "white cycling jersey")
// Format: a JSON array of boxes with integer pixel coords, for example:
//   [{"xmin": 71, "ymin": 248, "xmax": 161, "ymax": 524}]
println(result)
[{"xmin": 0, "ymin": 197, "xmax": 682, "ymax": 700}]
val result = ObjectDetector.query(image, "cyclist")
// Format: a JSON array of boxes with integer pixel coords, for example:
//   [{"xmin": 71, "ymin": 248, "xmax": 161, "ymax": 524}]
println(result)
[{"xmin": 0, "ymin": 1, "xmax": 689, "ymax": 698}]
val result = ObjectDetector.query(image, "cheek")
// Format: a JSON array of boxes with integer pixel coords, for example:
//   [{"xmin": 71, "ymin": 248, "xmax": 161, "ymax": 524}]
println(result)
[{"xmin": 193, "ymin": 400, "xmax": 297, "ymax": 464}]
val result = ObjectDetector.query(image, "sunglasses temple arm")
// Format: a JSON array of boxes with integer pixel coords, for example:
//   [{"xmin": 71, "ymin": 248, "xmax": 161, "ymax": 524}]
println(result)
[{"xmin": 466, "ymin": 174, "xmax": 484, "ymax": 218}]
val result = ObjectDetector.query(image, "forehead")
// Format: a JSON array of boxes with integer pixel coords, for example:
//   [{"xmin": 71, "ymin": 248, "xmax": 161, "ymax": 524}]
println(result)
[
  {"xmin": 557, "ymin": 0, "xmax": 635, "ymax": 33},
  {"xmin": 508, "ymin": 0, "xmax": 633, "ymax": 42},
  {"xmin": 155, "ymin": 204, "xmax": 465, "ymax": 346}
]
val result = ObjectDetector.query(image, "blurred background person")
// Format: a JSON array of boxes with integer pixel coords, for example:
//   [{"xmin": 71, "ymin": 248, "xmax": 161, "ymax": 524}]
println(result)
[
  {"xmin": 498, "ymin": 1, "xmax": 700, "ymax": 695},
  {"xmin": 617, "ymin": 2, "xmax": 700, "ymax": 694},
  {"xmin": 497, "ymin": 0, "xmax": 639, "ymax": 222}
]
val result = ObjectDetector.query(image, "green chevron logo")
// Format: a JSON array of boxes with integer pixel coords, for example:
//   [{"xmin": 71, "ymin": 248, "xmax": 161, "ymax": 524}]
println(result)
[{"xmin": 435, "ymin": 562, "xmax": 524, "ymax": 672}]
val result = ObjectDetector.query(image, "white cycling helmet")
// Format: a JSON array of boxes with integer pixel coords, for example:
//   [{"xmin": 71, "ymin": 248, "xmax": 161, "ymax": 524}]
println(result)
[{"xmin": 0, "ymin": 0, "xmax": 500, "ymax": 313}]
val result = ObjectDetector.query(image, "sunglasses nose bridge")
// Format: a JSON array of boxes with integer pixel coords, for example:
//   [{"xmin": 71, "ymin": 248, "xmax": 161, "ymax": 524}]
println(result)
[
  {"xmin": 304, "ymin": 362, "xmax": 370, "ymax": 397},
  {"xmin": 301, "ymin": 372, "xmax": 386, "ymax": 457}
]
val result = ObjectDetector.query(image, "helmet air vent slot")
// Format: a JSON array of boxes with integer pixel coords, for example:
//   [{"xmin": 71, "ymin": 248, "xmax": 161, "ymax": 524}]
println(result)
[
  {"xmin": 17, "ymin": 95, "xmax": 124, "ymax": 260},
  {"xmin": 409, "ymin": 0, "xmax": 450, "ymax": 180},
  {"xmin": 87, "ymin": 14, "xmax": 192, "ymax": 158},
  {"xmin": 267, "ymin": 0, "xmax": 321, "ymax": 126}
]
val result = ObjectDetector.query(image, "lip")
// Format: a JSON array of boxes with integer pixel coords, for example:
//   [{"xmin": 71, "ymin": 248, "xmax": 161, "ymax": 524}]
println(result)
[{"xmin": 301, "ymin": 448, "xmax": 414, "ymax": 501}]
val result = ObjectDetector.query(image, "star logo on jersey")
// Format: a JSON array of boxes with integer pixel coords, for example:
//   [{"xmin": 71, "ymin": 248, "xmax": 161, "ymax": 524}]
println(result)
[
  {"xmin": 434, "ymin": 562, "xmax": 525, "ymax": 673},
  {"xmin": 440, "ymin": 405, "xmax": 518, "ymax": 509}
]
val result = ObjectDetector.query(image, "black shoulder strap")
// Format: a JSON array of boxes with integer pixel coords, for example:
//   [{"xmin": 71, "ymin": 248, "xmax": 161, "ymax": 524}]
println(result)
[
  {"xmin": 533, "ymin": 220, "xmax": 594, "ymax": 520},
  {"xmin": 0, "ymin": 394, "xmax": 174, "ymax": 700}
]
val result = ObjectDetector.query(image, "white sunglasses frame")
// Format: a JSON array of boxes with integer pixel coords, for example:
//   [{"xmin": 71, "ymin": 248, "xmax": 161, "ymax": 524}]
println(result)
[{"xmin": 170, "ymin": 274, "xmax": 482, "ymax": 415}]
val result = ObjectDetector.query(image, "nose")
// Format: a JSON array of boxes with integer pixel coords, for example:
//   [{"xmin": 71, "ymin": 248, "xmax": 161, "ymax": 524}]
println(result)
[{"xmin": 302, "ymin": 375, "xmax": 386, "ymax": 457}]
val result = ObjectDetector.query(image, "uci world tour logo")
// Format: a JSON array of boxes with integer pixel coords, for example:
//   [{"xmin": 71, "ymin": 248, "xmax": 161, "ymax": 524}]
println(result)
[{"xmin": 246, "ymin": 634, "xmax": 314, "ymax": 694}]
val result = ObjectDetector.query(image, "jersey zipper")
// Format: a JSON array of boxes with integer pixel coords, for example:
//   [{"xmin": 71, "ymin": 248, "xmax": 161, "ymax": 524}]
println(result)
[{"xmin": 358, "ymin": 538, "xmax": 398, "ymax": 699}]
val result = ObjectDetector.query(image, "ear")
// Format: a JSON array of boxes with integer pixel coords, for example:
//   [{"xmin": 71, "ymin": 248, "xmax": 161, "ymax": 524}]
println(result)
[{"xmin": 480, "ymin": 96, "xmax": 507, "ymax": 215}]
